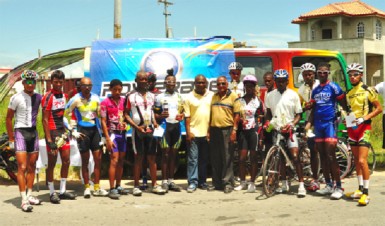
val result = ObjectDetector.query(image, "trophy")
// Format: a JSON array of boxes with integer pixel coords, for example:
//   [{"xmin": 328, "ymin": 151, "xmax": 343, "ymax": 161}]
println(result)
[{"xmin": 55, "ymin": 133, "xmax": 68, "ymax": 149}]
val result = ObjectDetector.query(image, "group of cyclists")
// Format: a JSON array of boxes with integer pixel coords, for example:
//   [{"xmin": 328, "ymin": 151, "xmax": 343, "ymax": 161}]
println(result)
[{"xmin": 5, "ymin": 59, "xmax": 382, "ymax": 212}]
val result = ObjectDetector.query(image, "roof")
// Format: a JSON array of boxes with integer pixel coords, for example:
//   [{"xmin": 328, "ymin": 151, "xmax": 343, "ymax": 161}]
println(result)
[{"xmin": 292, "ymin": 0, "xmax": 385, "ymax": 24}]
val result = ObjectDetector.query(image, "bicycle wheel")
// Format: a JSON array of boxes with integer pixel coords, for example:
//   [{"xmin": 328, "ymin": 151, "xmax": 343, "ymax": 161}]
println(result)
[
  {"xmin": 262, "ymin": 146, "xmax": 281, "ymax": 197},
  {"xmin": 336, "ymin": 142, "xmax": 351, "ymax": 179},
  {"xmin": 299, "ymin": 147, "xmax": 320, "ymax": 186},
  {"xmin": 369, "ymin": 145, "xmax": 376, "ymax": 175},
  {"xmin": 1, "ymin": 150, "xmax": 18, "ymax": 183}
]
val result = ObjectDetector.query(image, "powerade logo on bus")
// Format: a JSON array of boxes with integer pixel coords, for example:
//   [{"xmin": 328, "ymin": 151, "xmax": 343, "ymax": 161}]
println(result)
[{"xmin": 88, "ymin": 36, "xmax": 235, "ymax": 97}]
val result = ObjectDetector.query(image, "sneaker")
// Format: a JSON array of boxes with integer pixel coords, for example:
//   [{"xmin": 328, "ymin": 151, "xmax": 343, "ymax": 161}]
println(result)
[
  {"xmin": 21, "ymin": 201, "xmax": 33, "ymax": 212},
  {"xmin": 50, "ymin": 192, "xmax": 61, "ymax": 204},
  {"xmin": 358, "ymin": 194, "xmax": 370, "ymax": 206},
  {"xmin": 345, "ymin": 190, "xmax": 363, "ymax": 199},
  {"xmin": 246, "ymin": 183, "xmax": 256, "ymax": 193},
  {"xmin": 27, "ymin": 196, "xmax": 42, "ymax": 205},
  {"xmin": 84, "ymin": 188, "xmax": 91, "ymax": 199},
  {"xmin": 306, "ymin": 180, "xmax": 320, "ymax": 192},
  {"xmin": 330, "ymin": 187, "xmax": 344, "ymax": 200},
  {"xmin": 316, "ymin": 185, "xmax": 334, "ymax": 196},
  {"xmin": 116, "ymin": 186, "xmax": 129, "ymax": 195},
  {"xmin": 276, "ymin": 182, "xmax": 289, "ymax": 193},
  {"xmin": 297, "ymin": 187, "xmax": 307, "ymax": 198},
  {"xmin": 108, "ymin": 189, "xmax": 120, "ymax": 200},
  {"xmin": 198, "ymin": 183, "xmax": 209, "ymax": 190},
  {"xmin": 93, "ymin": 189, "xmax": 109, "ymax": 197},
  {"xmin": 152, "ymin": 185, "xmax": 166, "ymax": 195},
  {"xmin": 132, "ymin": 187, "xmax": 142, "ymax": 197},
  {"xmin": 169, "ymin": 182, "xmax": 182, "ymax": 192},
  {"xmin": 59, "ymin": 192, "xmax": 76, "ymax": 200},
  {"xmin": 234, "ymin": 182, "xmax": 247, "ymax": 191},
  {"xmin": 224, "ymin": 185, "xmax": 233, "ymax": 194},
  {"xmin": 187, "ymin": 184, "xmax": 197, "ymax": 193},
  {"xmin": 162, "ymin": 183, "xmax": 169, "ymax": 193}
]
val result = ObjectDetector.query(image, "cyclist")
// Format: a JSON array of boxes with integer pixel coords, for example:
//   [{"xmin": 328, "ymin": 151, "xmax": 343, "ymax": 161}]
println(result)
[
  {"xmin": 233, "ymin": 75, "xmax": 264, "ymax": 193},
  {"xmin": 344, "ymin": 63, "xmax": 382, "ymax": 206},
  {"xmin": 184, "ymin": 74, "xmax": 214, "ymax": 192},
  {"xmin": 228, "ymin": 62, "xmax": 244, "ymax": 97},
  {"xmin": 101, "ymin": 79, "xmax": 129, "ymax": 199},
  {"xmin": 154, "ymin": 74, "xmax": 184, "ymax": 192},
  {"xmin": 6, "ymin": 70, "xmax": 42, "ymax": 212},
  {"xmin": 124, "ymin": 71, "xmax": 166, "ymax": 196},
  {"xmin": 297, "ymin": 63, "xmax": 320, "ymax": 192},
  {"xmin": 308, "ymin": 62, "xmax": 347, "ymax": 200},
  {"xmin": 264, "ymin": 69, "xmax": 306, "ymax": 197},
  {"xmin": 261, "ymin": 72, "xmax": 275, "ymax": 154},
  {"xmin": 42, "ymin": 70, "xmax": 76, "ymax": 204},
  {"xmin": 374, "ymin": 81, "xmax": 385, "ymax": 149},
  {"xmin": 208, "ymin": 76, "xmax": 239, "ymax": 193},
  {"xmin": 65, "ymin": 77, "xmax": 108, "ymax": 198}
]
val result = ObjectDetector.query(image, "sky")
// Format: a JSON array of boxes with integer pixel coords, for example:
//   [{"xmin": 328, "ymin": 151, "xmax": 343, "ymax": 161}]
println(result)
[{"xmin": 1, "ymin": 0, "xmax": 384, "ymax": 71}]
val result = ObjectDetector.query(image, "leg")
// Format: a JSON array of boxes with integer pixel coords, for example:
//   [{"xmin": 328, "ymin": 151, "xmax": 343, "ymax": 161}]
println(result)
[
  {"xmin": 161, "ymin": 147, "xmax": 169, "ymax": 181},
  {"xmin": 116, "ymin": 152, "xmax": 126, "ymax": 187},
  {"xmin": 238, "ymin": 149, "xmax": 248, "ymax": 182},
  {"xmin": 290, "ymin": 147, "xmax": 303, "ymax": 182},
  {"xmin": 133, "ymin": 154, "xmax": 144, "ymax": 187},
  {"xmin": 187, "ymin": 138, "xmax": 199, "ymax": 185},
  {"xmin": 197, "ymin": 138, "xmax": 209, "ymax": 186},
  {"xmin": 16, "ymin": 152, "xmax": 27, "ymax": 193},
  {"xmin": 80, "ymin": 151, "xmax": 90, "ymax": 185},
  {"xmin": 209, "ymin": 127, "xmax": 223, "ymax": 189},
  {"xmin": 249, "ymin": 150, "xmax": 258, "ymax": 183},
  {"xmin": 26, "ymin": 152, "xmax": 39, "ymax": 190},
  {"xmin": 147, "ymin": 154, "xmax": 157, "ymax": 187},
  {"xmin": 308, "ymin": 137, "xmax": 319, "ymax": 180},
  {"xmin": 109, "ymin": 151, "xmax": 119, "ymax": 189}
]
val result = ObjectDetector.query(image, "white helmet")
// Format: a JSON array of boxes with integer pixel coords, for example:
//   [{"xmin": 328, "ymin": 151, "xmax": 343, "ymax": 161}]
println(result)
[
  {"xmin": 347, "ymin": 63, "xmax": 364, "ymax": 73},
  {"xmin": 273, "ymin": 69, "xmax": 289, "ymax": 79},
  {"xmin": 228, "ymin": 62, "xmax": 243, "ymax": 70},
  {"xmin": 300, "ymin": 63, "xmax": 316, "ymax": 72}
]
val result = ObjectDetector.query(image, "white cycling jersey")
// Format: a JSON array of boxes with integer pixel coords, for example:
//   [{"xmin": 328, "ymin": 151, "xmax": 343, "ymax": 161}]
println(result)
[{"xmin": 8, "ymin": 91, "xmax": 42, "ymax": 128}]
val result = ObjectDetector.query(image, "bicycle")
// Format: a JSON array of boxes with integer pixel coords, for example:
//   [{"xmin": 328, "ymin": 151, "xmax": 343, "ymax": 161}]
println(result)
[
  {"xmin": 262, "ymin": 128, "xmax": 315, "ymax": 197},
  {"xmin": 0, "ymin": 133, "xmax": 18, "ymax": 183}
]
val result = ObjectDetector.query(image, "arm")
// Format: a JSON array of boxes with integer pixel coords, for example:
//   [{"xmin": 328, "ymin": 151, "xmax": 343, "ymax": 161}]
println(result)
[
  {"xmin": 6, "ymin": 108, "xmax": 15, "ymax": 143},
  {"xmin": 230, "ymin": 113, "xmax": 240, "ymax": 143},
  {"xmin": 101, "ymin": 117, "xmax": 114, "ymax": 152},
  {"xmin": 185, "ymin": 117, "xmax": 193, "ymax": 145}
]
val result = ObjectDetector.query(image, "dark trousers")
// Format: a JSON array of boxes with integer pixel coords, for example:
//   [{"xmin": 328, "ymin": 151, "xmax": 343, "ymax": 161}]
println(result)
[{"xmin": 209, "ymin": 126, "xmax": 234, "ymax": 189}]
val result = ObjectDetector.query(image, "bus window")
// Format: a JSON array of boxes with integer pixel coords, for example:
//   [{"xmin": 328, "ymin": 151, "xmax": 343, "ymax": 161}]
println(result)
[{"xmin": 236, "ymin": 57, "xmax": 273, "ymax": 87}]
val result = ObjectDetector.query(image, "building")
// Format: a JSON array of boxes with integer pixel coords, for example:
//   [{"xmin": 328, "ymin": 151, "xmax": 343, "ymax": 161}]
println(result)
[{"xmin": 289, "ymin": 0, "xmax": 385, "ymax": 85}]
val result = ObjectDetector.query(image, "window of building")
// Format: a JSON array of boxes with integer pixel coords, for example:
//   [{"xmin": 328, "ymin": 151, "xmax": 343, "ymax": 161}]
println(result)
[
  {"xmin": 357, "ymin": 22, "xmax": 365, "ymax": 38},
  {"xmin": 311, "ymin": 29, "xmax": 315, "ymax": 40},
  {"xmin": 322, "ymin": 29, "xmax": 332, "ymax": 39},
  {"xmin": 376, "ymin": 20, "xmax": 382, "ymax": 40}
]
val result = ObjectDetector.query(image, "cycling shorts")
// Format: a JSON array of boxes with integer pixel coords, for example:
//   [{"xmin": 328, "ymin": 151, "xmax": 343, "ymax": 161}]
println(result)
[
  {"xmin": 238, "ymin": 129, "xmax": 258, "ymax": 151},
  {"xmin": 160, "ymin": 122, "xmax": 182, "ymax": 149},
  {"xmin": 77, "ymin": 126, "xmax": 101, "ymax": 153},
  {"xmin": 347, "ymin": 123, "xmax": 371, "ymax": 147},
  {"xmin": 272, "ymin": 131, "xmax": 299, "ymax": 149},
  {"xmin": 132, "ymin": 128, "xmax": 156, "ymax": 155},
  {"xmin": 14, "ymin": 128, "xmax": 39, "ymax": 153},
  {"xmin": 109, "ymin": 132, "xmax": 127, "ymax": 153},
  {"xmin": 314, "ymin": 120, "xmax": 337, "ymax": 143},
  {"xmin": 46, "ymin": 129, "xmax": 70, "ymax": 153}
]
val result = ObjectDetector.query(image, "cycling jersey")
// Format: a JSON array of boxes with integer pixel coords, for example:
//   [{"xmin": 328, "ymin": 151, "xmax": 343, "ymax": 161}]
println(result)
[
  {"xmin": 42, "ymin": 89, "xmax": 68, "ymax": 130},
  {"xmin": 346, "ymin": 82, "xmax": 378, "ymax": 122},
  {"xmin": 125, "ymin": 91, "xmax": 155, "ymax": 127},
  {"xmin": 235, "ymin": 96, "xmax": 263, "ymax": 130},
  {"xmin": 100, "ymin": 96, "xmax": 127, "ymax": 131},
  {"xmin": 65, "ymin": 92, "xmax": 100, "ymax": 128},
  {"xmin": 229, "ymin": 81, "xmax": 244, "ymax": 97},
  {"xmin": 8, "ymin": 91, "xmax": 42, "ymax": 128},
  {"xmin": 154, "ymin": 91, "xmax": 184, "ymax": 124},
  {"xmin": 311, "ymin": 81, "xmax": 345, "ymax": 122}
]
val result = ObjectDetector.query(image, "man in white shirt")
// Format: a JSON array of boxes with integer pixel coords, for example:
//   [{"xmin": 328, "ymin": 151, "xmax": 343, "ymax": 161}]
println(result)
[{"xmin": 374, "ymin": 81, "xmax": 385, "ymax": 149}]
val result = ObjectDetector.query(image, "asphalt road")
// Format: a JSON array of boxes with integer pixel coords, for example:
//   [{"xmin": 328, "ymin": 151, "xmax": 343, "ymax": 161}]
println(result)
[{"xmin": 1, "ymin": 171, "xmax": 385, "ymax": 226}]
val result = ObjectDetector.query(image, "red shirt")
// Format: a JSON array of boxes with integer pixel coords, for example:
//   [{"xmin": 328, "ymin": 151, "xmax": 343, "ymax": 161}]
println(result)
[{"xmin": 42, "ymin": 89, "xmax": 68, "ymax": 130}]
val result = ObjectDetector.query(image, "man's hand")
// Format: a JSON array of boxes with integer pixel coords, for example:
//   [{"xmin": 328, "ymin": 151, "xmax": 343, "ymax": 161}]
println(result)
[
  {"xmin": 72, "ymin": 130, "xmax": 86, "ymax": 140},
  {"xmin": 160, "ymin": 111, "xmax": 169, "ymax": 119},
  {"xmin": 230, "ymin": 130, "xmax": 237, "ymax": 143},
  {"xmin": 47, "ymin": 142, "xmax": 58, "ymax": 155},
  {"xmin": 281, "ymin": 124, "xmax": 293, "ymax": 134},
  {"xmin": 186, "ymin": 133, "xmax": 195, "ymax": 146},
  {"xmin": 175, "ymin": 113, "xmax": 184, "ymax": 121},
  {"xmin": 8, "ymin": 141, "xmax": 15, "ymax": 150},
  {"xmin": 106, "ymin": 138, "xmax": 116, "ymax": 152},
  {"xmin": 355, "ymin": 117, "xmax": 365, "ymax": 125}
]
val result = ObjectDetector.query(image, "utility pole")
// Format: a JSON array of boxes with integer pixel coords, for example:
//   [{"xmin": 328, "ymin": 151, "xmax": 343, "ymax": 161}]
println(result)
[
  {"xmin": 158, "ymin": 0, "xmax": 173, "ymax": 38},
  {"xmin": 114, "ymin": 0, "xmax": 122, "ymax": 38}
]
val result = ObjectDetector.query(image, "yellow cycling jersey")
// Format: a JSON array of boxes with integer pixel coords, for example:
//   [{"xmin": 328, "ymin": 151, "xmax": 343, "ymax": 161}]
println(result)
[{"xmin": 346, "ymin": 82, "xmax": 378, "ymax": 119}]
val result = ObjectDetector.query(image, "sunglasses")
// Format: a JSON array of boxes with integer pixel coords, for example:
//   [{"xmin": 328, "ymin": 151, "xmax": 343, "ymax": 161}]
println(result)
[
  {"xmin": 317, "ymin": 70, "xmax": 330, "ymax": 75},
  {"xmin": 348, "ymin": 72, "xmax": 361, "ymax": 77},
  {"xmin": 217, "ymin": 82, "xmax": 227, "ymax": 86},
  {"xmin": 230, "ymin": 71, "xmax": 240, "ymax": 75},
  {"xmin": 25, "ymin": 80, "xmax": 36, "ymax": 85}
]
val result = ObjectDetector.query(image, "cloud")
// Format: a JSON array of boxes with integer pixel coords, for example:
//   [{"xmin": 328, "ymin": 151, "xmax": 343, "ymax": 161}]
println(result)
[{"xmin": 244, "ymin": 33, "xmax": 298, "ymax": 48}]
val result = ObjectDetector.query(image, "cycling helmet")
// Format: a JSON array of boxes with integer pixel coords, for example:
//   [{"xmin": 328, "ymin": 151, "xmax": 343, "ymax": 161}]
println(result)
[
  {"xmin": 243, "ymin": 75, "xmax": 257, "ymax": 84},
  {"xmin": 21, "ymin": 70, "xmax": 38, "ymax": 80},
  {"xmin": 300, "ymin": 63, "xmax": 316, "ymax": 72},
  {"xmin": 228, "ymin": 62, "xmax": 243, "ymax": 70},
  {"xmin": 273, "ymin": 69, "xmax": 289, "ymax": 79},
  {"xmin": 347, "ymin": 63, "xmax": 364, "ymax": 73}
]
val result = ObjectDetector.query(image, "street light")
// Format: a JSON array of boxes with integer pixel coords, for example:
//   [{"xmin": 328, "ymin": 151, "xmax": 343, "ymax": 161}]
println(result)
[{"xmin": 158, "ymin": 0, "xmax": 173, "ymax": 38}]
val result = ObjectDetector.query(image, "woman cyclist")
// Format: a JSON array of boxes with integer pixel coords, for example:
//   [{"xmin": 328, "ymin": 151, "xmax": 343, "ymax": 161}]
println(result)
[{"xmin": 234, "ymin": 75, "xmax": 264, "ymax": 193}]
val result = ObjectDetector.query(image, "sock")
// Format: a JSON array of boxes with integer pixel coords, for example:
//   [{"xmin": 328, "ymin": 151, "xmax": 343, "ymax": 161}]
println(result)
[
  {"xmin": 26, "ymin": 189, "xmax": 32, "ymax": 198},
  {"xmin": 168, "ymin": 178, "xmax": 174, "ymax": 184},
  {"xmin": 84, "ymin": 183, "xmax": 90, "ymax": 189},
  {"xmin": 363, "ymin": 188, "xmax": 369, "ymax": 195},
  {"xmin": 20, "ymin": 191, "xmax": 27, "ymax": 202},
  {"xmin": 357, "ymin": 175, "xmax": 363, "ymax": 188},
  {"xmin": 336, "ymin": 181, "xmax": 342, "ymax": 188},
  {"xmin": 299, "ymin": 182, "xmax": 305, "ymax": 189},
  {"xmin": 363, "ymin": 180, "xmax": 369, "ymax": 189},
  {"xmin": 282, "ymin": 180, "xmax": 288, "ymax": 187},
  {"xmin": 162, "ymin": 180, "xmax": 168, "ymax": 185},
  {"xmin": 359, "ymin": 185, "xmax": 364, "ymax": 191},
  {"xmin": 325, "ymin": 178, "xmax": 332, "ymax": 185},
  {"xmin": 47, "ymin": 182, "xmax": 55, "ymax": 195},
  {"xmin": 60, "ymin": 178, "xmax": 67, "ymax": 194},
  {"xmin": 94, "ymin": 183, "xmax": 100, "ymax": 191}
]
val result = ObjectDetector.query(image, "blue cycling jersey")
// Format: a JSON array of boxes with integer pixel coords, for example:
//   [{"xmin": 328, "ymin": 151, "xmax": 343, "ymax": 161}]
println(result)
[{"xmin": 311, "ymin": 81, "xmax": 344, "ymax": 122}]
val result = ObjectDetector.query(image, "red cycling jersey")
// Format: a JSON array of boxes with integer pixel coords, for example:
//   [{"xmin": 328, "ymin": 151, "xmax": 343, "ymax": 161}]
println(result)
[{"xmin": 42, "ymin": 89, "xmax": 68, "ymax": 130}]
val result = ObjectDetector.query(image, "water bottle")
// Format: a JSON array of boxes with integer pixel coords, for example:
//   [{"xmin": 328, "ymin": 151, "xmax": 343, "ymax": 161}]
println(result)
[{"xmin": 163, "ymin": 99, "xmax": 168, "ymax": 112}]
